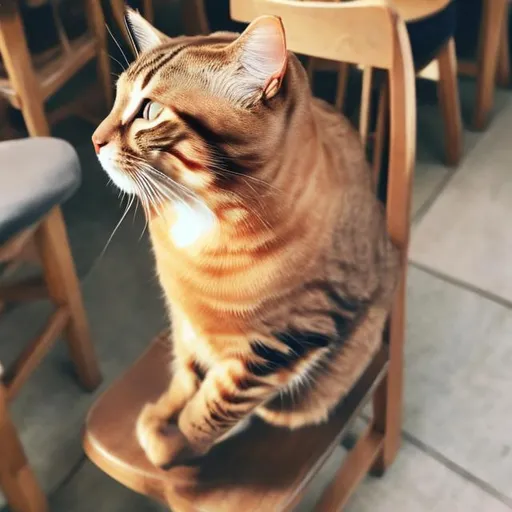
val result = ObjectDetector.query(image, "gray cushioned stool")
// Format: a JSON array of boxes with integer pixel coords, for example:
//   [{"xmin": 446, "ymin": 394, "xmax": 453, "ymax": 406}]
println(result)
[{"xmin": 0, "ymin": 137, "xmax": 101, "ymax": 512}]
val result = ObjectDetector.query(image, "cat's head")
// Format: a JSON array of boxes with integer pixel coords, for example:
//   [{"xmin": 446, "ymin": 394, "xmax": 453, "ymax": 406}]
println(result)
[{"xmin": 93, "ymin": 11, "xmax": 290, "ymax": 222}]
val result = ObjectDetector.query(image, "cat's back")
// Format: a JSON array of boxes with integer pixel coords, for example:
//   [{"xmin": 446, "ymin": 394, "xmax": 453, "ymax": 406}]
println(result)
[{"xmin": 310, "ymin": 97, "xmax": 374, "ymax": 191}]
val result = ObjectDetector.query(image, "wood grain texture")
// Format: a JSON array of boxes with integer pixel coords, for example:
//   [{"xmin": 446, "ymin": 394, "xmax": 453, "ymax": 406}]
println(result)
[
  {"xmin": 85, "ymin": 334, "xmax": 388, "ymax": 511},
  {"xmin": 35, "ymin": 208, "xmax": 101, "ymax": 391},
  {"xmin": 0, "ymin": 383, "xmax": 48, "ymax": 512},
  {"xmin": 0, "ymin": 1, "xmax": 49, "ymax": 136},
  {"xmin": 231, "ymin": 0, "xmax": 396, "ymax": 69},
  {"xmin": 473, "ymin": 0, "xmax": 509, "ymax": 130},
  {"xmin": 436, "ymin": 38, "xmax": 462, "ymax": 167},
  {"xmin": 0, "ymin": 0, "xmax": 112, "ymax": 128}
]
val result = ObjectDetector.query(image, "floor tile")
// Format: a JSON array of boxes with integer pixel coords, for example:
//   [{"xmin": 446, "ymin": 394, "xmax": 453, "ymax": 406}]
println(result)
[
  {"xmin": 412, "ymin": 79, "xmax": 510, "ymax": 219},
  {"xmin": 410, "ymin": 98, "xmax": 512, "ymax": 301},
  {"xmin": 50, "ymin": 461, "xmax": 166, "ymax": 512},
  {"xmin": 403, "ymin": 266, "xmax": 512, "ymax": 499},
  {"xmin": 347, "ymin": 441, "xmax": 511, "ymax": 512}
]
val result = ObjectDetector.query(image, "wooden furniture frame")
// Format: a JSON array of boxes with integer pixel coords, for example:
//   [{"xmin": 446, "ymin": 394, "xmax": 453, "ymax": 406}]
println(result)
[
  {"xmin": 0, "ymin": 0, "xmax": 112, "ymax": 137},
  {"xmin": 84, "ymin": 1, "xmax": 415, "ymax": 510},
  {"xmin": 308, "ymin": 0, "xmax": 461, "ymax": 167},
  {"xmin": 110, "ymin": 0, "xmax": 155, "ymax": 51},
  {"xmin": 458, "ymin": 0, "xmax": 510, "ymax": 130},
  {"xmin": 0, "ymin": 208, "xmax": 102, "ymax": 512}
]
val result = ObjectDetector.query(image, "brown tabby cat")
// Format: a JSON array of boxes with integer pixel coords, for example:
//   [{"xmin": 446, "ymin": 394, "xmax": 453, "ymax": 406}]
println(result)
[{"xmin": 92, "ymin": 9, "xmax": 399, "ymax": 468}]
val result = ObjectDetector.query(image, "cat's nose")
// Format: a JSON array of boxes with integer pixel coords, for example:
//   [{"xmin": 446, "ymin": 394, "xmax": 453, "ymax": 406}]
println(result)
[{"xmin": 92, "ymin": 134, "xmax": 107, "ymax": 155}]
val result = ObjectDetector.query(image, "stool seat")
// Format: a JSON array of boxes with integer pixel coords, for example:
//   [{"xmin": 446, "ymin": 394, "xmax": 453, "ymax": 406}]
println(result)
[
  {"xmin": 84, "ymin": 333, "xmax": 388, "ymax": 511},
  {"xmin": 0, "ymin": 137, "xmax": 80, "ymax": 245}
]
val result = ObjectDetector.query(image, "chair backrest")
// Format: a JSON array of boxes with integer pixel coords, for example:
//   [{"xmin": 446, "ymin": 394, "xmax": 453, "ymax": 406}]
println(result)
[{"xmin": 231, "ymin": 0, "xmax": 416, "ymax": 257}]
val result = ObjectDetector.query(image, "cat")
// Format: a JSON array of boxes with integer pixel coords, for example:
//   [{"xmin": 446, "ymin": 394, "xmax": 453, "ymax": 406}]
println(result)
[{"xmin": 92, "ymin": 9, "xmax": 400, "ymax": 468}]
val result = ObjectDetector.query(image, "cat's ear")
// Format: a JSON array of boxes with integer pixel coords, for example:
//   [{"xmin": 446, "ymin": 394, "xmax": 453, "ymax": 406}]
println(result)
[
  {"xmin": 233, "ymin": 15, "xmax": 288, "ymax": 101},
  {"xmin": 125, "ymin": 8, "xmax": 167, "ymax": 54}
]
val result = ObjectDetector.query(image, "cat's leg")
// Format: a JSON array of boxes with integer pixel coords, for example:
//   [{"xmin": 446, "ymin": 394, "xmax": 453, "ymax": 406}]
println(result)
[
  {"xmin": 175, "ymin": 359, "xmax": 282, "ymax": 459},
  {"xmin": 174, "ymin": 346, "xmax": 331, "ymax": 465},
  {"xmin": 139, "ymin": 328, "xmax": 330, "ymax": 468},
  {"xmin": 136, "ymin": 361, "xmax": 201, "ymax": 467}
]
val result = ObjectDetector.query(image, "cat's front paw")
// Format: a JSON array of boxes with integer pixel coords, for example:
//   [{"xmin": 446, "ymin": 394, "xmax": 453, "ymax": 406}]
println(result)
[{"xmin": 136, "ymin": 404, "xmax": 203, "ymax": 469}]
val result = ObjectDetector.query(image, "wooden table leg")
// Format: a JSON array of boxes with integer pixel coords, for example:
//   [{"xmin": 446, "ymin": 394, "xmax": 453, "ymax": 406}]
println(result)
[
  {"xmin": 0, "ymin": 382, "xmax": 48, "ymax": 512},
  {"xmin": 473, "ymin": 0, "xmax": 509, "ymax": 130},
  {"xmin": 35, "ymin": 208, "xmax": 102, "ymax": 391},
  {"xmin": 0, "ymin": 1, "xmax": 50, "ymax": 137}
]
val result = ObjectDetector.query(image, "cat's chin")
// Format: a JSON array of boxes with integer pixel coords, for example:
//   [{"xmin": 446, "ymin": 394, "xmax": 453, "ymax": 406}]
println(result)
[{"xmin": 97, "ymin": 146, "xmax": 138, "ymax": 195}]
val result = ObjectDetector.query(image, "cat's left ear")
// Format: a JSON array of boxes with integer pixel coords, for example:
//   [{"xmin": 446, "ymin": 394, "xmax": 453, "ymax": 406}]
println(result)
[
  {"xmin": 233, "ymin": 15, "xmax": 288, "ymax": 101},
  {"xmin": 125, "ymin": 8, "xmax": 168, "ymax": 54}
]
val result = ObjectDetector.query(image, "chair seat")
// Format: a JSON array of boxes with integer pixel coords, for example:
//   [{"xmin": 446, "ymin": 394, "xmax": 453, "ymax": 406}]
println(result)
[
  {"xmin": 0, "ymin": 137, "xmax": 80, "ymax": 245},
  {"xmin": 84, "ymin": 333, "xmax": 388, "ymax": 511}
]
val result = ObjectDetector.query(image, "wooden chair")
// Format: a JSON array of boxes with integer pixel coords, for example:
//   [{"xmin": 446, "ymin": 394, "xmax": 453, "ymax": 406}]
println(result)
[
  {"xmin": 0, "ymin": 137, "xmax": 102, "ymax": 512},
  {"xmin": 84, "ymin": 1, "xmax": 415, "ymax": 509},
  {"xmin": 111, "ymin": 0, "xmax": 210, "ymax": 50},
  {"xmin": 308, "ymin": 0, "xmax": 461, "ymax": 168},
  {"xmin": 0, "ymin": 0, "xmax": 112, "ymax": 137},
  {"xmin": 458, "ymin": 0, "xmax": 510, "ymax": 130}
]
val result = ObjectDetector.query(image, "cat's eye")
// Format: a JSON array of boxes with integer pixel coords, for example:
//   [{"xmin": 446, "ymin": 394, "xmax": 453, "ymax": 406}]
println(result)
[{"xmin": 142, "ymin": 101, "xmax": 164, "ymax": 121}]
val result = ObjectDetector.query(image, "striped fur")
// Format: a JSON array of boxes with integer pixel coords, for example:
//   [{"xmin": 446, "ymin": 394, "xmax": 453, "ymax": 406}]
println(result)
[{"xmin": 93, "ymin": 13, "xmax": 400, "ymax": 468}]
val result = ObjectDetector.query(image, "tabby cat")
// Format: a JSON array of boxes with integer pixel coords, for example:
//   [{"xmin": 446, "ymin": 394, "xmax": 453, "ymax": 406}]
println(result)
[{"xmin": 93, "ymin": 10, "xmax": 400, "ymax": 468}]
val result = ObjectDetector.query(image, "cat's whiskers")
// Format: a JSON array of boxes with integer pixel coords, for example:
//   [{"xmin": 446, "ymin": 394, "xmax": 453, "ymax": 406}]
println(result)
[
  {"xmin": 105, "ymin": 24, "xmax": 129, "ymax": 69},
  {"xmin": 108, "ymin": 53, "xmax": 127, "ymax": 74},
  {"xmin": 126, "ymin": 155, "xmax": 274, "ymax": 237},
  {"xmin": 99, "ymin": 193, "xmax": 136, "ymax": 260}
]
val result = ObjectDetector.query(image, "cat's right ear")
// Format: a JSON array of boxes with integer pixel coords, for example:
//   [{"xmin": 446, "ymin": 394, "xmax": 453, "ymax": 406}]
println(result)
[{"xmin": 125, "ymin": 8, "xmax": 167, "ymax": 55}]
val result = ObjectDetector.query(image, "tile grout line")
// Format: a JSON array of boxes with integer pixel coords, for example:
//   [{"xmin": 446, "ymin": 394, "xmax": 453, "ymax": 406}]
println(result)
[
  {"xmin": 412, "ymin": 90, "xmax": 512, "ymax": 226},
  {"xmin": 409, "ymin": 260, "xmax": 512, "ymax": 311},
  {"xmin": 412, "ymin": 165, "xmax": 460, "ymax": 226},
  {"xmin": 401, "ymin": 430, "xmax": 512, "ymax": 509},
  {"xmin": 359, "ymin": 413, "xmax": 512, "ymax": 509}
]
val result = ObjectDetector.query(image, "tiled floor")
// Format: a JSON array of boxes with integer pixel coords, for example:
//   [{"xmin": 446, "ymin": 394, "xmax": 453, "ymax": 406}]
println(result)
[{"xmin": 2, "ymin": 77, "xmax": 512, "ymax": 511}]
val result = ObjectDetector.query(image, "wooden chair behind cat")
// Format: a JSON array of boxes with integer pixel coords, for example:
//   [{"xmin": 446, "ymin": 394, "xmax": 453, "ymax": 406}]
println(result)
[{"xmin": 83, "ymin": 0, "xmax": 415, "ymax": 509}]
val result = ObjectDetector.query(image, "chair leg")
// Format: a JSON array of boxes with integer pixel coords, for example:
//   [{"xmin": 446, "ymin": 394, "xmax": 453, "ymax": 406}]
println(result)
[
  {"xmin": 85, "ymin": 0, "xmax": 113, "ymax": 109},
  {"xmin": 473, "ymin": 0, "xmax": 509, "ymax": 130},
  {"xmin": 0, "ymin": 3, "xmax": 50, "ymax": 136},
  {"xmin": 0, "ymin": 383, "xmax": 48, "ymax": 512},
  {"xmin": 35, "ymin": 208, "xmax": 102, "ymax": 391},
  {"xmin": 436, "ymin": 38, "xmax": 463, "ymax": 167},
  {"xmin": 182, "ymin": 0, "xmax": 210, "ymax": 35},
  {"xmin": 371, "ymin": 270, "xmax": 406, "ymax": 475},
  {"xmin": 142, "ymin": 0, "xmax": 155, "ymax": 23},
  {"xmin": 497, "ymin": 16, "xmax": 510, "ymax": 88}
]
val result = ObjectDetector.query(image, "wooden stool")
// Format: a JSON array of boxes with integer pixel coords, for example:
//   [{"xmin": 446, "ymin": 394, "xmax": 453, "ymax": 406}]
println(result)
[
  {"xmin": 83, "ymin": 1, "xmax": 416, "ymax": 509},
  {"xmin": 0, "ymin": 0, "xmax": 112, "ymax": 137},
  {"xmin": 0, "ymin": 137, "xmax": 102, "ymax": 511}
]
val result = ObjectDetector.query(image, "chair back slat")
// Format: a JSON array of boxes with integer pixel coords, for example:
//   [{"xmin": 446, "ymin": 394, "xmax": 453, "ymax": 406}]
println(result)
[
  {"xmin": 231, "ymin": 0, "xmax": 396, "ymax": 69},
  {"xmin": 359, "ymin": 66, "xmax": 373, "ymax": 147}
]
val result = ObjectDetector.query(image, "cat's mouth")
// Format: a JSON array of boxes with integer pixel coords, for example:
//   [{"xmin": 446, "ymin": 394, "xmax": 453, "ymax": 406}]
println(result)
[{"xmin": 97, "ymin": 144, "xmax": 139, "ymax": 195}]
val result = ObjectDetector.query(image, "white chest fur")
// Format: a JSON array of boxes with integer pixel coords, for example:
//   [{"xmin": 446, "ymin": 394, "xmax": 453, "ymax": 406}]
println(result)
[{"xmin": 169, "ymin": 201, "xmax": 216, "ymax": 249}]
